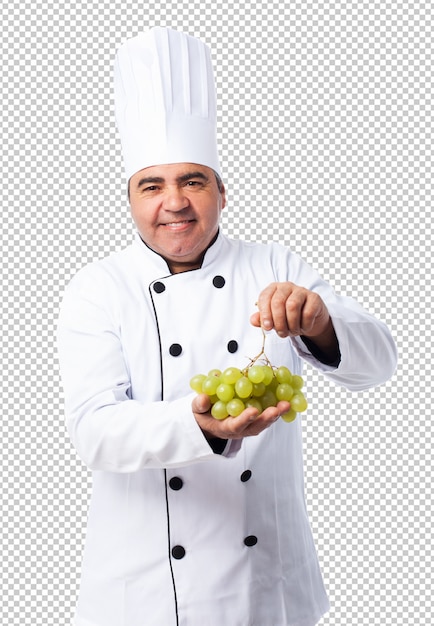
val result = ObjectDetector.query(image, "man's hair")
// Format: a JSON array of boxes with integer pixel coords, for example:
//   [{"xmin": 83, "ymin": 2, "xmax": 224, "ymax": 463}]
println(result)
[{"xmin": 213, "ymin": 171, "xmax": 224, "ymax": 194}]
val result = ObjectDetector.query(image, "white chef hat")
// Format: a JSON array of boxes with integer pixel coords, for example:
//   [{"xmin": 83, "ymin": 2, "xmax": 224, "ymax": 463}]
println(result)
[{"xmin": 114, "ymin": 26, "xmax": 221, "ymax": 181}]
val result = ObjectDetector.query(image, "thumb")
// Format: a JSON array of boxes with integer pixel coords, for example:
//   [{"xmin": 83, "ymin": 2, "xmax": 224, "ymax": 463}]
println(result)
[
  {"xmin": 250, "ymin": 311, "xmax": 261, "ymax": 327},
  {"xmin": 192, "ymin": 393, "xmax": 212, "ymax": 414}
]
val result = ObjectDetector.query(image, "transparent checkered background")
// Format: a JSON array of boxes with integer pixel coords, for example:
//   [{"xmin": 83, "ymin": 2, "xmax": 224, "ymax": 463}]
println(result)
[{"xmin": 2, "ymin": 1, "xmax": 432, "ymax": 624}]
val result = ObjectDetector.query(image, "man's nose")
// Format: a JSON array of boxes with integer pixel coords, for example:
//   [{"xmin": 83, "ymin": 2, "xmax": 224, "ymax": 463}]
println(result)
[{"xmin": 163, "ymin": 186, "xmax": 190, "ymax": 211}]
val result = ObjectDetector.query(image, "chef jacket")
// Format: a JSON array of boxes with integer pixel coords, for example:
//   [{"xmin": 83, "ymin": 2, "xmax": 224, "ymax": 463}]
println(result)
[{"xmin": 57, "ymin": 232, "xmax": 397, "ymax": 626}]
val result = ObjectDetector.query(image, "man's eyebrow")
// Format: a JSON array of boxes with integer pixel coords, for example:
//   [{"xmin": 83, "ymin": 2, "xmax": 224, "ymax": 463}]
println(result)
[
  {"xmin": 136, "ymin": 171, "xmax": 209, "ymax": 189},
  {"xmin": 176, "ymin": 171, "xmax": 209, "ymax": 184},
  {"xmin": 136, "ymin": 176, "xmax": 165, "ymax": 189}
]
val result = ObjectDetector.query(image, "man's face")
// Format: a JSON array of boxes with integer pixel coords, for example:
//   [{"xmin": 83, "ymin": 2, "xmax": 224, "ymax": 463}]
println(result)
[{"xmin": 129, "ymin": 163, "xmax": 226, "ymax": 273}]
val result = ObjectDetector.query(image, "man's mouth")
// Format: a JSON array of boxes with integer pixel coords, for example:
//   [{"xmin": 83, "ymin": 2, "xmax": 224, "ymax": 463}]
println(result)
[{"xmin": 161, "ymin": 219, "xmax": 195, "ymax": 229}]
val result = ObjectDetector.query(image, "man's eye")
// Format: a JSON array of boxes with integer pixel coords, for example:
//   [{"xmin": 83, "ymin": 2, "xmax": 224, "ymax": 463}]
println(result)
[{"xmin": 143, "ymin": 185, "xmax": 158, "ymax": 192}]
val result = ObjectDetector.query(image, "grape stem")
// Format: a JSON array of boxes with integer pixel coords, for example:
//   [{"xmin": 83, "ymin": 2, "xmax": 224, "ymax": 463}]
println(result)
[{"xmin": 243, "ymin": 327, "xmax": 273, "ymax": 373}]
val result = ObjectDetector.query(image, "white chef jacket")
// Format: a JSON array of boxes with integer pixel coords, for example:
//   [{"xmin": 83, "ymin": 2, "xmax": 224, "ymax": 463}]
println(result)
[{"xmin": 57, "ymin": 232, "xmax": 397, "ymax": 626}]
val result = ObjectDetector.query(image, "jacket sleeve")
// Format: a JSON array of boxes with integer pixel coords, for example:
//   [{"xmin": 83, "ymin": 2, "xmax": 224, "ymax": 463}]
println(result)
[
  {"xmin": 273, "ymin": 246, "xmax": 398, "ymax": 391},
  {"xmin": 57, "ymin": 269, "xmax": 219, "ymax": 473}
]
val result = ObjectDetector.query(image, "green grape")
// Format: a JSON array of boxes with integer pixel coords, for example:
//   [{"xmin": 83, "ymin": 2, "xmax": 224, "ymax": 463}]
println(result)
[
  {"xmin": 251, "ymin": 382, "xmax": 266, "ymax": 397},
  {"xmin": 226, "ymin": 398, "xmax": 245, "ymax": 417},
  {"xmin": 261, "ymin": 365, "xmax": 274, "ymax": 386},
  {"xmin": 291, "ymin": 375, "xmax": 304, "ymax": 390},
  {"xmin": 245, "ymin": 398, "xmax": 263, "ymax": 412},
  {"xmin": 261, "ymin": 389, "xmax": 277, "ymax": 410},
  {"xmin": 267, "ymin": 375, "xmax": 279, "ymax": 392},
  {"xmin": 290, "ymin": 392, "xmax": 308, "ymax": 412},
  {"xmin": 190, "ymin": 374, "xmax": 206, "ymax": 393},
  {"xmin": 221, "ymin": 367, "xmax": 243, "ymax": 384},
  {"xmin": 235, "ymin": 376, "xmax": 253, "ymax": 398},
  {"xmin": 281, "ymin": 409, "xmax": 297, "ymax": 423},
  {"xmin": 276, "ymin": 383, "xmax": 294, "ymax": 402},
  {"xmin": 276, "ymin": 366, "xmax": 293, "ymax": 384},
  {"xmin": 247, "ymin": 365, "xmax": 265, "ymax": 383},
  {"xmin": 216, "ymin": 382, "xmax": 235, "ymax": 402},
  {"xmin": 211, "ymin": 401, "xmax": 229, "ymax": 420},
  {"xmin": 202, "ymin": 375, "xmax": 220, "ymax": 395},
  {"xmin": 190, "ymin": 357, "xmax": 306, "ymax": 423}
]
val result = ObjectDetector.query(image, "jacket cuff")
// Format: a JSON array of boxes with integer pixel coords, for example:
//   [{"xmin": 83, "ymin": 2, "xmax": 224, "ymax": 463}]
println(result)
[
  {"xmin": 208, "ymin": 437, "xmax": 242, "ymax": 457},
  {"xmin": 208, "ymin": 437, "xmax": 228, "ymax": 454},
  {"xmin": 300, "ymin": 335, "xmax": 341, "ymax": 367}
]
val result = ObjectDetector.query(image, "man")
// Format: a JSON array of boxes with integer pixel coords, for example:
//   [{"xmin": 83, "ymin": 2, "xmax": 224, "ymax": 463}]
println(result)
[{"xmin": 57, "ymin": 27, "xmax": 397, "ymax": 626}]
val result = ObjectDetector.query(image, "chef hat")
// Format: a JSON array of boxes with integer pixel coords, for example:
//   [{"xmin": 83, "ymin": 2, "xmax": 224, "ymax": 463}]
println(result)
[{"xmin": 114, "ymin": 27, "xmax": 221, "ymax": 181}]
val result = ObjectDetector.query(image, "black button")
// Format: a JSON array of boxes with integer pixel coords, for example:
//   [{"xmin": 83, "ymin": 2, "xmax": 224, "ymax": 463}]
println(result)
[
  {"xmin": 169, "ymin": 343, "xmax": 182, "ymax": 357},
  {"xmin": 172, "ymin": 545, "xmax": 186, "ymax": 559},
  {"xmin": 244, "ymin": 535, "xmax": 258, "ymax": 547},
  {"xmin": 227, "ymin": 340, "xmax": 238, "ymax": 353},
  {"xmin": 240, "ymin": 470, "xmax": 252, "ymax": 482},
  {"xmin": 169, "ymin": 476, "xmax": 183, "ymax": 491},
  {"xmin": 153, "ymin": 281, "xmax": 166, "ymax": 293},
  {"xmin": 212, "ymin": 275, "xmax": 226, "ymax": 288}
]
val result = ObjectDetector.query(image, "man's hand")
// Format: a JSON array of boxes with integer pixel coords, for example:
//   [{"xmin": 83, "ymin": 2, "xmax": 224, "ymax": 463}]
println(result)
[
  {"xmin": 192, "ymin": 394, "xmax": 290, "ymax": 440},
  {"xmin": 250, "ymin": 282, "xmax": 339, "ymax": 360}
]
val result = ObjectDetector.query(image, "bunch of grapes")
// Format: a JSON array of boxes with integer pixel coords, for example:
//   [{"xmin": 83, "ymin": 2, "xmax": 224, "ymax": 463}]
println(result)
[{"xmin": 190, "ymin": 362, "xmax": 307, "ymax": 423}]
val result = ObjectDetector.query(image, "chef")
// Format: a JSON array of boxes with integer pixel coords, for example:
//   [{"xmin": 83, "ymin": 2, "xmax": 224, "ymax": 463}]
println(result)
[{"xmin": 57, "ymin": 27, "xmax": 398, "ymax": 626}]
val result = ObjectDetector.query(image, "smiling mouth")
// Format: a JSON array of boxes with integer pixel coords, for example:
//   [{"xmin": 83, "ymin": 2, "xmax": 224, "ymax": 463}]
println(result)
[{"xmin": 161, "ymin": 219, "xmax": 195, "ymax": 228}]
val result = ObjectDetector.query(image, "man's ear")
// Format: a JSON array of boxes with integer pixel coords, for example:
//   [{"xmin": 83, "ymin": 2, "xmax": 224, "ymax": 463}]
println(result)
[{"xmin": 220, "ymin": 184, "xmax": 227, "ymax": 210}]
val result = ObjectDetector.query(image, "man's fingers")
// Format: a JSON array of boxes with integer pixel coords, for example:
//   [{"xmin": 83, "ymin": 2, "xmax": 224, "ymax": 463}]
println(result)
[
  {"xmin": 256, "ymin": 282, "xmax": 300, "ymax": 337},
  {"xmin": 298, "ymin": 292, "xmax": 328, "ymax": 336},
  {"xmin": 283, "ymin": 290, "xmax": 306, "ymax": 336},
  {"xmin": 240, "ymin": 401, "xmax": 291, "ymax": 436},
  {"xmin": 250, "ymin": 311, "xmax": 261, "ymax": 327},
  {"xmin": 192, "ymin": 393, "xmax": 212, "ymax": 414},
  {"xmin": 256, "ymin": 283, "xmax": 279, "ymax": 331},
  {"xmin": 254, "ymin": 282, "xmax": 329, "ymax": 339},
  {"xmin": 194, "ymin": 399, "xmax": 291, "ymax": 441}
]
